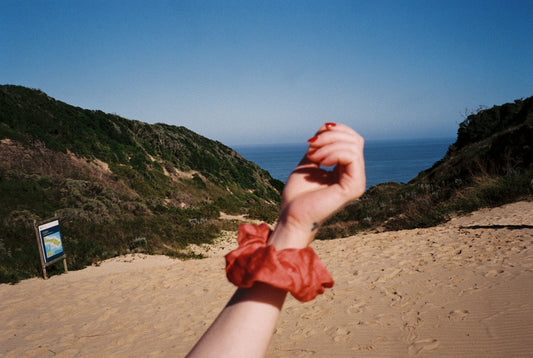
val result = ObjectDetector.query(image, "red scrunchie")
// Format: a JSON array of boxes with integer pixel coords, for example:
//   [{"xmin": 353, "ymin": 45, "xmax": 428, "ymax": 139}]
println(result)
[{"xmin": 225, "ymin": 223, "xmax": 334, "ymax": 302}]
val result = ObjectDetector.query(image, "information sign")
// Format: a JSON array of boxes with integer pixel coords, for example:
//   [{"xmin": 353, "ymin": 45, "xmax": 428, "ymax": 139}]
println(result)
[
  {"xmin": 38, "ymin": 219, "xmax": 65, "ymax": 263},
  {"xmin": 34, "ymin": 218, "xmax": 68, "ymax": 279}
]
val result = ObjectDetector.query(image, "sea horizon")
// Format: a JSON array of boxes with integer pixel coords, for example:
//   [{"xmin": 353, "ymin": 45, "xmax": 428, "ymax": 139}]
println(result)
[{"xmin": 234, "ymin": 137, "xmax": 455, "ymax": 188}]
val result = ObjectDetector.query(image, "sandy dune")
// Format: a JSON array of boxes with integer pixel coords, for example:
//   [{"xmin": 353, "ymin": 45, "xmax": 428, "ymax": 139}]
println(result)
[{"xmin": 1, "ymin": 201, "xmax": 532, "ymax": 357}]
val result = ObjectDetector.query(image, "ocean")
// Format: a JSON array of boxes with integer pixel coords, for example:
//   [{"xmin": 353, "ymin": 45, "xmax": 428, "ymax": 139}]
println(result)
[{"xmin": 234, "ymin": 137, "xmax": 454, "ymax": 188}]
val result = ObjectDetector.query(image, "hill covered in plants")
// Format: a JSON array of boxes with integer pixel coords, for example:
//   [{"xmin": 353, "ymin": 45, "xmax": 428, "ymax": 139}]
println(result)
[
  {"xmin": 2, "ymin": 85, "xmax": 532, "ymax": 283},
  {"xmin": 0, "ymin": 85, "xmax": 283, "ymax": 282},
  {"xmin": 318, "ymin": 96, "xmax": 533, "ymax": 239}
]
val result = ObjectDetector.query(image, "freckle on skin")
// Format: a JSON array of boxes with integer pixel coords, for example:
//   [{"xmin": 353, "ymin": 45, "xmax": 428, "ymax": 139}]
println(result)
[{"xmin": 311, "ymin": 222, "xmax": 320, "ymax": 232}]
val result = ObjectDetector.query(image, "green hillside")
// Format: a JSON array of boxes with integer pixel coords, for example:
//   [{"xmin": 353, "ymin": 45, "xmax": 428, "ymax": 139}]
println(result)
[
  {"xmin": 2, "ymin": 85, "xmax": 532, "ymax": 283},
  {"xmin": 0, "ymin": 85, "xmax": 283, "ymax": 283},
  {"xmin": 317, "ymin": 96, "xmax": 533, "ymax": 239}
]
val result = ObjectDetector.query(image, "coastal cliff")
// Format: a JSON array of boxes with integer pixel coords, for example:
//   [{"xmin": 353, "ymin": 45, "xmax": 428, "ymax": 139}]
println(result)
[
  {"xmin": 1, "ymin": 85, "xmax": 532, "ymax": 282},
  {"xmin": 319, "ymin": 96, "xmax": 533, "ymax": 239},
  {"xmin": 0, "ymin": 85, "xmax": 283, "ymax": 282}
]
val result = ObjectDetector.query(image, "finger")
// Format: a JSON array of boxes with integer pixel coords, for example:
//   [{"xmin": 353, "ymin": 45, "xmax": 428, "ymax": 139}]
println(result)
[
  {"xmin": 307, "ymin": 129, "xmax": 364, "ymax": 163},
  {"xmin": 307, "ymin": 139, "xmax": 366, "ymax": 197},
  {"xmin": 308, "ymin": 140, "xmax": 361, "ymax": 167},
  {"xmin": 308, "ymin": 143, "xmax": 365, "ymax": 187},
  {"xmin": 325, "ymin": 123, "xmax": 360, "ymax": 136},
  {"xmin": 303, "ymin": 130, "xmax": 359, "ymax": 167},
  {"xmin": 296, "ymin": 153, "xmax": 317, "ymax": 167},
  {"xmin": 307, "ymin": 130, "xmax": 363, "ymax": 150},
  {"xmin": 313, "ymin": 122, "xmax": 337, "ymax": 135},
  {"xmin": 312, "ymin": 122, "xmax": 359, "ymax": 137}
]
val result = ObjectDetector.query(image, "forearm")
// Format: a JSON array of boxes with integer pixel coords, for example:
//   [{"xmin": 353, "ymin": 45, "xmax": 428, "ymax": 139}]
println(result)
[
  {"xmin": 187, "ymin": 123, "xmax": 365, "ymax": 357},
  {"xmin": 188, "ymin": 218, "xmax": 333, "ymax": 357},
  {"xmin": 186, "ymin": 283, "xmax": 287, "ymax": 358}
]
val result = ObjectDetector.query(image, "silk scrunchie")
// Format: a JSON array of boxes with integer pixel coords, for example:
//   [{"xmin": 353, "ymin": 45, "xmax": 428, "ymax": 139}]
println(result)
[{"xmin": 225, "ymin": 223, "xmax": 334, "ymax": 302}]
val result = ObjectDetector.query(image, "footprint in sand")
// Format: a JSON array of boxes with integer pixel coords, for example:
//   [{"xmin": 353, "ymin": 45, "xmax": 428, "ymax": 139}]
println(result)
[
  {"xmin": 289, "ymin": 327, "xmax": 317, "ymax": 341},
  {"xmin": 447, "ymin": 309, "xmax": 470, "ymax": 321},
  {"xmin": 346, "ymin": 298, "xmax": 367, "ymax": 314},
  {"xmin": 332, "ymin": 327, "xmax": 351, "ymax": 342},
  {"xmin": 484, "ymin": 269, "xmax": 505, "ymax": 278},
  {"xmin": 300, "ymin": 304, "xmax": 324, "ymax": 320},
  {"xmin": 408, "ymin": 338, "xmax": 440, "ymax": 355}
]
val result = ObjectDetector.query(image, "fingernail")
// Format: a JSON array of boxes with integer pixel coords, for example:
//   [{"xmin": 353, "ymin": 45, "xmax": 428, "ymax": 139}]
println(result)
[
  {"xmin": 307, "ymin": 135, "xmax": 319, "ymax": 144},
  {"xmin": 325, "ymin": 122, "xmax": 336, "ymax": 128},
  {"xmin": 308, "ymin": 148, "xmax": 319, "ymax": 156}
]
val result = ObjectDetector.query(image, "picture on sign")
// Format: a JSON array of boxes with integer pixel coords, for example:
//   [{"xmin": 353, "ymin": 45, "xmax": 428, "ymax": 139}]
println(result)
[{"xmin": 38, "ymin": 220, "xmax": 65, "ymax": 263}]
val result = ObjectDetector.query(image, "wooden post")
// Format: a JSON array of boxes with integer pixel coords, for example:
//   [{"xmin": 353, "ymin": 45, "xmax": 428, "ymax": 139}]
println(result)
[{"xmin": 34, "ymin": 220, "xmax": 48, "ymax": 279}]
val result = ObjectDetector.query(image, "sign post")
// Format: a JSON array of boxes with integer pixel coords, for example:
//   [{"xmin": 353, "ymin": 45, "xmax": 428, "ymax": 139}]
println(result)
[{"xmin": 34, "ymin": 218, "xmax": 68, "ymax": 279}]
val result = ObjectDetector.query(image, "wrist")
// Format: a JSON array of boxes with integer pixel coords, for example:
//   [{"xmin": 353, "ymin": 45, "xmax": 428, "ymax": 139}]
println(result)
[
  {"xmin": 268, "ymin": 218, "xmax": 316, "ymax": 250},
  {"xmin": 225, "ymin": 223, "xmax": 334, "ymax": 302}
]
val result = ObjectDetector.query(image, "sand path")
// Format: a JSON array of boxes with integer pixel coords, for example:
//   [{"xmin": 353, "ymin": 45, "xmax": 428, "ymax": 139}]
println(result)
[{"xmin": 1, "ymin": 201, "xmax": 532, "ymax": 357}]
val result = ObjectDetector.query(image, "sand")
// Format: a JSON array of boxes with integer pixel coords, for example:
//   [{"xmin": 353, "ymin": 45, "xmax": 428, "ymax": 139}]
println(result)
[{"xmin": 1, "ymin": 201, "xmax": 532, "ymax": 357}]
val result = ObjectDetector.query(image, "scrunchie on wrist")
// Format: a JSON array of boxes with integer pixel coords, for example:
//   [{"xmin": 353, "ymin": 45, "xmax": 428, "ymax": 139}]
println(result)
[{"xmin": 225, "ymin": 223, "xmax": 334, "ymax": 302}]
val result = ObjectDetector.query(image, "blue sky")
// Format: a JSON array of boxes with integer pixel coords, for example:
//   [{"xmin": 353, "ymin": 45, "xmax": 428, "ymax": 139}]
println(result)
[{"xmin": 2, "ymin": 1, "xmax": 532, "ymax": 145}]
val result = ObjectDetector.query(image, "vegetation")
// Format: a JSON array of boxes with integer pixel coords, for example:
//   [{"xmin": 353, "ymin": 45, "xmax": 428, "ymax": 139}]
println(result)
[
  {"xmin": 317, "ymin": 96, "xmax": 533, "ymax": 240},
  {"xmin": 1, "ymin": 85, "xmax": 531, "ymax": 283},
  {"xmin": 0, "ymin": 85, "xmax": 282, "ymax": 283}
]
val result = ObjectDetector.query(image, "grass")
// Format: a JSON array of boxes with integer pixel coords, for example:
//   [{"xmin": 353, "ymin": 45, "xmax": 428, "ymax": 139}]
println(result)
[
  {"xmin": 317, "ymin": 169, "xmax": 533, "ymax": 240},
  {"xmin": 2, "ymin": 86, "xmax": 531, "ymax": 283}
]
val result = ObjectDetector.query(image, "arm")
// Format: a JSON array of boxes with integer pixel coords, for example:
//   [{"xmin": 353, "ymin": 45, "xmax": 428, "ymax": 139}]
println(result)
[{"xmin": 186, "ymin": 123, "xmax": 366, "ymax": 358}]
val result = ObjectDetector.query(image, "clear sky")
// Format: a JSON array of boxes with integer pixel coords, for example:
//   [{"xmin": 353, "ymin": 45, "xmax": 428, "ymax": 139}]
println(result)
[{"xmin": 2, "ymin": 1, "xmax": 532, "ymax": 145}]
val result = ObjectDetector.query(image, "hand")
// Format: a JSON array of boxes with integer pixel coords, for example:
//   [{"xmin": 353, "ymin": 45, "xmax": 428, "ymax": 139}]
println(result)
[
  {"xmin": 268, "ymin": 123, "xmax": 366, "ymax": 249},
  {"xmin": 187, "ymin": 123, "xmax": 364, "ymax": 357}
]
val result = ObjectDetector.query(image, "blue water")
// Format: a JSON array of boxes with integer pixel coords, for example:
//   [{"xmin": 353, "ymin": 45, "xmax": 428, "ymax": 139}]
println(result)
[{"xmin": 234, "ymin": 138, "xmax": 454, "ymax": 188}]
